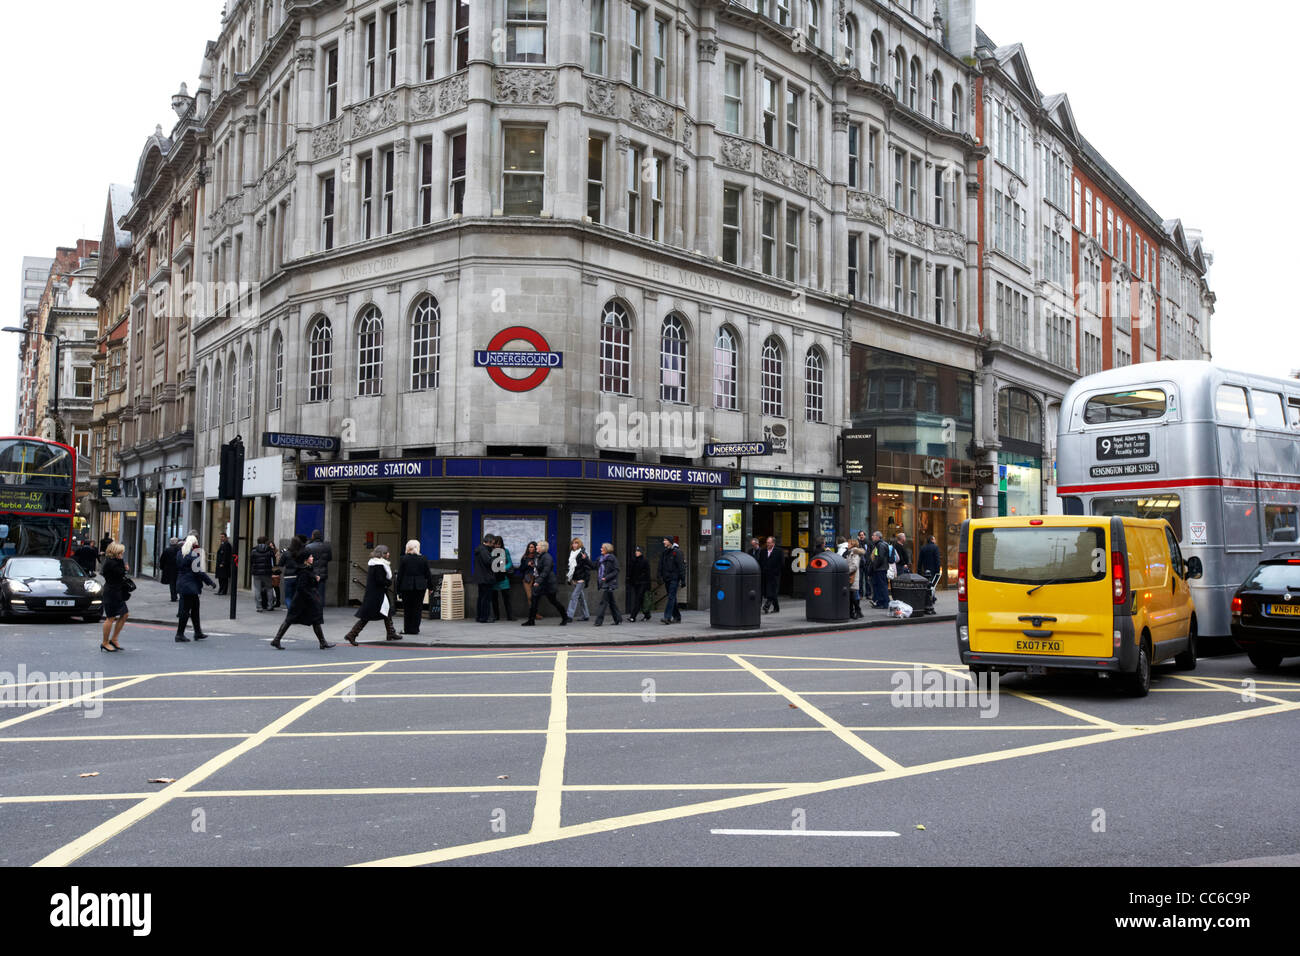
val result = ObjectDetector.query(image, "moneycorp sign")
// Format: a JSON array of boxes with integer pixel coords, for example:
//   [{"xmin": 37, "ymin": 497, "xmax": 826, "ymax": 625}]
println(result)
[{"xmin": 474, "ymin": 326, "xmax": 563, "ymax": 392}]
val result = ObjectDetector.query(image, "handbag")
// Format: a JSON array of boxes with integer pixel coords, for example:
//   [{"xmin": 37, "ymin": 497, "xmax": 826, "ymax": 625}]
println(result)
[{"xmin": 123, "ymin": 577, "xmax": 137, "ymax": 594}]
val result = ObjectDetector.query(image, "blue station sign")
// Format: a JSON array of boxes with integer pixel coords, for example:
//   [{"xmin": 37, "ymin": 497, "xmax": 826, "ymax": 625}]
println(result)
[{"xmin": 304, "ymin": 458, "xmax": 437, "ymax": 481}]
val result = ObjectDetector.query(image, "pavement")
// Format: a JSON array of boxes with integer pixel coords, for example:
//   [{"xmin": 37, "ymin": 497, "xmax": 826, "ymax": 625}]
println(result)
[{"xmin": 117, "ymin": 576, "xmax": 957, "ymax": 648}]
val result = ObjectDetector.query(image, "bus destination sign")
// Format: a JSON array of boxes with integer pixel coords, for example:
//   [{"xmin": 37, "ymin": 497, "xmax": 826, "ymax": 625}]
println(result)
[
  {"xmin": 1096, "ymin": 433, "xmax": 1150, "ymax": 460},
  {"xmin": 0, "ymin": 489, "xmax": 53, "ymax": 514},
  {"xmin": 1090, "ymin": 461, "xmax": 1160, "ymax": 479}
]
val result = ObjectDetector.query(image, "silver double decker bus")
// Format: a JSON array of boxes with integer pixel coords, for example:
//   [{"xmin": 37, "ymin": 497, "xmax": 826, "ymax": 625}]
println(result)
[{"xmin": 1058, "ymin": 361, "xmax": 1300, "ymax": 639}]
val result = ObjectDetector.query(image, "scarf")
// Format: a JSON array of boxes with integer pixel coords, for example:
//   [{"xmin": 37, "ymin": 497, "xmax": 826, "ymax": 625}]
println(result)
[{"xmin": 369, "ymin": 557, "xmax": 393, "ymax": 580}]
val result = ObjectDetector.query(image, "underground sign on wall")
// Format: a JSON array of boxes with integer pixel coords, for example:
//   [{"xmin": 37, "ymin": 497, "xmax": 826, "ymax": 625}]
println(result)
[{"xmin": 474, "ymin": 326, "xmax": 564, "ymax": 392}]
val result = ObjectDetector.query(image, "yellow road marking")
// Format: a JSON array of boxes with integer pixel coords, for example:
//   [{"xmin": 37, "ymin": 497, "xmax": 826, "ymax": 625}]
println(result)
[
  {"xmin": 729, "ymin": 655, "xmax": 902, "ymax": 772},
  {"xmin": 32, "ymin": 661, "xmax": 386, "ymax": 868},
  {"xmin": 1005, "ymin": 690, "xmax": 1121, "ymax": 730},
  {"xmin": 1167, "ymin": 674, "xmax": 1296, "ymax": 706},
  {"xmin": 531, "ymin": 652, "xmax": 568, "ymax": 835},
  {"xmin": 0, "ymin": 676, "xmax": 154, "ymax": 731},
  {"xmin": 356, "ymin": 695, "xmax": 1300, "ymax": 867}
]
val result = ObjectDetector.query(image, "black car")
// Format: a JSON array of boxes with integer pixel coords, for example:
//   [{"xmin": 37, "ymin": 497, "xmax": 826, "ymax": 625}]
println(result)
[
  {"xmin": 1231, "ymin": 552, "xmax": 1300, "ymax": 669},
  {"xmin": 0, "ymin": 556, "xmax": 104, "ymax": 623}
]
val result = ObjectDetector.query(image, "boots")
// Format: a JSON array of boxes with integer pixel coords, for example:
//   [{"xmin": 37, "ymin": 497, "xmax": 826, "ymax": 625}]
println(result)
[
  {"xmin": 344, "ymin": 620, "xmax": 364, "ymax": 646},
  {"xmin": 384, "ymin": 616, "xmax": 401, "ymax": 641}
]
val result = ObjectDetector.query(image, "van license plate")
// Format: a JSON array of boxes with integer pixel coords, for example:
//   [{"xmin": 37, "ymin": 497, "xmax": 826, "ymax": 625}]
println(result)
[{"xmin": 1015, "ymin": 639, "xmax": 1063, "ymax": 653}]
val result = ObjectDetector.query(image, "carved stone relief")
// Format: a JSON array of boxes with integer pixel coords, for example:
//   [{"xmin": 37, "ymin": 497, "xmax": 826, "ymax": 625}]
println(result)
[{"xmin": 495, "ymin": 68, "xmax": 557, "ymax": 105}]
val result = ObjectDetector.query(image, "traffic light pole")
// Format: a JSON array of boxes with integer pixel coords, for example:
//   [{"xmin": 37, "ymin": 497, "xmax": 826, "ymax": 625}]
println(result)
[{"xmin": 221, "ymin": 435, "xmax": 246, "ymax": 622}]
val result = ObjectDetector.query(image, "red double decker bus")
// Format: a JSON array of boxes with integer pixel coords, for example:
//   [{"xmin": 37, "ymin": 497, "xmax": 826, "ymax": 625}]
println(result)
[{"xmin": 0, "ymin": 436, "xmax": 77, "ymax": 558}]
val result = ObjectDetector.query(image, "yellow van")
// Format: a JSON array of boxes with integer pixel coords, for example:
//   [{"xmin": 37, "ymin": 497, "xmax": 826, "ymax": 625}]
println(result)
[{"xmin": 955, "ymin": 516, "xmax": 1202, "ymax": 696}]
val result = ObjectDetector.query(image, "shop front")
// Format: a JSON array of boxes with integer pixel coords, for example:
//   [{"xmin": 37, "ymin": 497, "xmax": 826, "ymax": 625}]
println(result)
[
  {"xmin": 299, "ymin": 456, "xmax": 732, "ymax": 611},
  {"xmin": 202, "ymin": 454, "xmax": 285, "ymax": 588},
  {"xmin": 996, "ymin": 387, "xmax": 1045, "ymax": 517}
]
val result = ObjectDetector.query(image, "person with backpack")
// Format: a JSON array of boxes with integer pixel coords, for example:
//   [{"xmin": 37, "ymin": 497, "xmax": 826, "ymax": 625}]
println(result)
[
  {"xmin": 868, "ymin": 531, "xmax": 891, "ymax": 609},
  {"xmin": 522, "ymin": 540, "xmax": 568, "ymax": 626},
  {"xmin": 593, "ymin": 542, "xmax": 622, "ymax": 626},
  {"xmin": 250, "ymin": 536, "xmax": 277, "ymax": 612}
]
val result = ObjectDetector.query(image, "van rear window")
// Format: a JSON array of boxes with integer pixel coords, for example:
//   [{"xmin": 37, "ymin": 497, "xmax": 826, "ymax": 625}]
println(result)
[
  {"xmin": 972, "ymin": 527, "xmax": 1107, "ymax": 585},
  {"xmin": 1083, "ymin": 389, "xmax": 1166, "ymax": 424}
]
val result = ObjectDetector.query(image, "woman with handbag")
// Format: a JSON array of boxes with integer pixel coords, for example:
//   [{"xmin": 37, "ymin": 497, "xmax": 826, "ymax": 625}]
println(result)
[
  {"xmin": 342, "ymin": 544, "xmax": 400, "ymax": 645},
  {"xmin": 397, "ymin": 539, "xmax": 433, "ymax": 635},
  {"xmin": 175, "ymin": 534, "xmax": 217, "ymax": 642},
  {"xmin": 271, "ymin": 553, "xmax": 335, "ymax": 649},
  {"xmin": 491, "ymin": 534, "xmax": 515, "ymax": 622},
  {"xmin": 100, "ymin": 541, "xmax": 131, "ymax": 651}
]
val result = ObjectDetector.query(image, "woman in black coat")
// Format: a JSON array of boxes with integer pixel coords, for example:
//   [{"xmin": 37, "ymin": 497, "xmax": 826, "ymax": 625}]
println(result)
[
  {"xmin": 343, "ymin": 544, "xmax": 400, "ymax": 645},
  {"xmin": 100, "ymin": 541, "xmax": 130, "ymax": 651},
  {"xmin": 397, "ymin": 539, "xmax": 433, "ymax": 635},
  {"xmin": 626, "ymin": 545, "xmax": 652, "ymax": 622},
  {"xmin": 271, "ymin": 554, "xmax": 335, "ymax": 650}
]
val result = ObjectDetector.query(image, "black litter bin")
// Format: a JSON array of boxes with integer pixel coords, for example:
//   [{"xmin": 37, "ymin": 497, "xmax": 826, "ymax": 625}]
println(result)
[
  {"xmin": 890, "ymin": 572, "xmax": 932, "ymax": 615},
  {"xmin": 806, "ymin": 552, "xmax": 851, "ymax": 622},
  {"xmin": 711, "ymin": 552, "xmax": 761, "ymax": 629}
]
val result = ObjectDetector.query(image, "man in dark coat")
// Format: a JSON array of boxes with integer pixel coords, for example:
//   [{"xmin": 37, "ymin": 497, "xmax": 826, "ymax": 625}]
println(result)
[
  {"xmin": 271, "ymin": 554, "xmax": 335, "ymax": 649},
  {"xmin": 747, "ymin": 538, "xmax": 762, "ymax": 563},
  {"xmin": 593, "ymin": 543, "xmax": 621, "ymax": 626},
  {"xmin": 626, "ymin": 545, "xmax": 651, "ymax": 622},
  {"xmin": 893, "ymin": 533, "xmax": 912, "ymax": 574},
  {"xmin": 657, "ymin": 536, "xmax": 685, "ymax": 625},
  {"xmin": 100, "ymin": 533, "xmax": 112, "ymax": 555},
  {"xmin": 918, "ymin": 535, "xmax": 942, "ymax": 583},
  {"xmin": 868, "ymin": 531, "xmax": 891, "ymax": 609},
  {"xmin": 522, "ymin": 540, "xmax": 568, "ymax": 625},
  {"xmin": 175, "ymin": 536, "xmax": 217, "ymax": 642},
  {"xmin": 73, "ymin": 539, "xmax": 99, "ymax": 576},
  {"xmin": 760, "ymin": 536, "xmax": 784, "ymax": 613},
  {"xmin": 250, "ymin": 536, "xmax": 277, "ymax": 611},
  {"xmin": 344, "ymin": 545, "xmax": 400, "ymax": 644},
  {"xmin": 303, "ymin": 530, "xmax": 334, "ymax": 605},
  {"xmin": 215, "ymin": 533, "xmax": 233, "ymax": 594},
  {"xmin": 158, "ymin": 538, "xmax": 181, "ymax": 601},
  {"xmin": 471, "ymin": 534, "xmax": 497, "ymax": 624}
]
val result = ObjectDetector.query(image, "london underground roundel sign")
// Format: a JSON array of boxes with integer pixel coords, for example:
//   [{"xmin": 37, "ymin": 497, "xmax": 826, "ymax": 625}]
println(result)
[{"xmin": 474, "ymin": 326, "xmax": 564, "ymax": 392}]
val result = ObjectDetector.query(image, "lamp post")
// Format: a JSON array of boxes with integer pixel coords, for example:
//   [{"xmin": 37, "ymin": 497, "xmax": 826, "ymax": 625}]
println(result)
[{"xmin": 3, "ymin": 326, "xmax": 65, "ymax": 439}]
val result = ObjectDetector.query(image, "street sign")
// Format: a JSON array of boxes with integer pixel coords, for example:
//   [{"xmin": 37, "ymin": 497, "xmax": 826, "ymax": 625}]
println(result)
[
  {"xmin": 704, "ymin": 441, "xmax": 770, "ymax": 457},
  {"xmin": 263, "ymin": 432, "xmax": 342, "ymax": 453},
  {"xmin": 842, "ymin": 429, "xmax": 877, "ymax": 479}
]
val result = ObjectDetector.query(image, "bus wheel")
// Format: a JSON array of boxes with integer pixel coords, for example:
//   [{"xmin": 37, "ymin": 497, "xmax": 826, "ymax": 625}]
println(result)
[
  {"xmin": 1247, "ymin": 647, "xmax": 1283, "ymax": 671},
  {"xmin": 1127, "ymin": 638, "xmax": 1151, "ymax": 697},
  {"xmin": 1175, "ymin": 618, "xmax": 1197, "ymax": 670}
]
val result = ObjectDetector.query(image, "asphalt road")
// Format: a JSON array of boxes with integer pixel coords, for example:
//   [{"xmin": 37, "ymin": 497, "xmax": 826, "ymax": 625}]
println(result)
[{"xmin": 2, "ymin": 614, "xmax": 1298, "ymax": 868}]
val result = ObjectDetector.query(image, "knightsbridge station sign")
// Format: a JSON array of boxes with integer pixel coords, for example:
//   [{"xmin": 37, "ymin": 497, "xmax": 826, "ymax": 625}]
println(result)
[
  {"xmin": 474, "ymin": 326, "xmax": 563, "ymax": 392},
  {"xmin": 305, "ymin": 459, "xmax": 437, "ymax": 481}
]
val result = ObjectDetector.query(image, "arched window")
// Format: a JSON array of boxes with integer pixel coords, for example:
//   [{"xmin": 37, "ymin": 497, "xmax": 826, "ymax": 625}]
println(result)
[
  {"xmin": 930, "ymin": 70, "xmax": 942, "ymax": 121},
  {"xmin": 844, "ymin": 15, "xmax": 858, "ymax": 70},
  {"xmin": 308, "ymin": 315, "xmax": 332, "ymax": 403},
  {"xmin": 951, "ymin": 83, "xmax": 963, "ymax": 132},
  {"xmin": 761, "ymin": 337, "xmax": 785, "ymax": 418},
  {"xmin": 226, "ymin": 355, "xmax": 237, "ymax": 424},
  {"xmin": 909, "ymin": 57, "xmax": 921, "ymax": 110},
  {"xmin": 869, "ymin": 32, "xmax": 882, "ymax": 83},
  {"xmin": 804, "ymin": 347, "xmax": 825, "ymax": 423},
  {"xmin": 892, "ymin": 48, "xmax": 904, "ymax": 98},
  {"xmin": 410, "ymin": 294, "xmax": 441, "ymax": 391},
  {"xmin": 713, "ymin": 327, "xmax": 738, "ymax": 411},
  {"xmin": 198, "ymin": 368, "xmax": 209, "ymax": 432},
  {"xmin": 270, "ymin": 333, "xmax": 283, "ymax": 410},
  {"xmin": 998, "ymin": 388, "xmax": 1042, "ymax": 445},
  {"xmin": 599, "ymin": 300, "xmax": 631, "ymax": 395},
  {"xmin": 806, "ymin": 1, "xmax": 820, "ymax": 48},
  {"xmin": 212, "ymin": 359, "xmax": 223, "ymax": 430},
  {"xmin": 356, "ymin": 306, "xmax": 384, "ymax": 397},
  {"xmin": 242, "ymin": 346, "xmax": 254, "ymax": 420},
  {"xmin": 660, "ymin": 314, "xmax": 688, "ymax": 404}
]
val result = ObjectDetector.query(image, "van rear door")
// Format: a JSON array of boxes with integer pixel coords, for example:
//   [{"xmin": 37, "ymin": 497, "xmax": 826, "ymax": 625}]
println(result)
[{"xmin": 967, "ymin": 522, "xmax": 1113, "ymax": 659}]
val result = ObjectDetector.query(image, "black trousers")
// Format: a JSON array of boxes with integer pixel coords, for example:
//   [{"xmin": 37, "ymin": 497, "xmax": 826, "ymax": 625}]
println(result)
[
  {"xmin": 528, "ymin": 588, "xmax": 565, "ymax": 621},
  {"xmin": 491, "ymin": 587, "xmax": 514, "ymax": 621},
  {"xmin": 595, "ymin": 588, "xmax": 621, "ymax": 623},
  {"xmin": 401, "ymin": 590, "xmax": 425, "ymax": 633},
  {"xmin": 476, "ymin": 584, "xmax": 496, "ymax": 623},
  {"xmin": 168, "ymin": 581, "xmax": 178, "ymax": 601},
  {"xmin": 626, "ymin": 582, "xmax": 649, "ymax": 618},
  {"xmin": 176, "ymin": 594, "xmax": 203, "ymax": 637},
  {"xmin": 217, "ymin": 574, "xmax": 230, "ymax": 595},
  {"xmin": 275, "ymin": 619, "xmax": 327, "ymax": 645}
]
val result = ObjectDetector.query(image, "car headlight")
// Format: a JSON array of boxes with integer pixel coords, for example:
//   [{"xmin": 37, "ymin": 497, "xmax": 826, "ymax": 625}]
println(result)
[
  {"xmin": 5, "ymin": 580, "xmax": 30, "ymax": 593},
  {"xmin": 84, "ymin": 580, "xmax": 102, "ymax": 594}
]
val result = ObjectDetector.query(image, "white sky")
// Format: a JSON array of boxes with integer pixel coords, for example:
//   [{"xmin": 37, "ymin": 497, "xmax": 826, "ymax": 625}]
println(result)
[{"xmin": 3, "ymin": 1, "xmax": 1297, "ymax": 434}]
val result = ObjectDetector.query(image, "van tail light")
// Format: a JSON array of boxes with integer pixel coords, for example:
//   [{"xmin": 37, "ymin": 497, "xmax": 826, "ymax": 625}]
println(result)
[
  {"xmin": 1231, "ymin": 596, "xmax": 1242, "ymax": 614},
  {"xmin": 957, "ymin": 552, "xmax": 967, "ymax": 603},
  {"xmin": 1112, "ymin": 551, "xmax": 1127, "ymax": 605}
]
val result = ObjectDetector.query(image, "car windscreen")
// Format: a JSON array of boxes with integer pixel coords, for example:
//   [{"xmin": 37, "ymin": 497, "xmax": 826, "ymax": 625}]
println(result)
[
  {"xmin": 4, "ymin": 558, "xmax": 82, "ymax": 578},
  {"xmin": 1243, "ymin": 564, "xmax": 1300, "ymax": 592},
  {"xmin": 972, "ymin": 526, "xmax": 1107, "ymax": 585}
]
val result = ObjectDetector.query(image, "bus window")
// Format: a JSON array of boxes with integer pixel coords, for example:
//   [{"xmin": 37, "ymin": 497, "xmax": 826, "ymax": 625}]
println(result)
[
  {"xmin": 1083, "ymin": 388, "xmax": 1166, "ymax": 424},
  {"xmin": 1092, "ymin": 494, "xmax": 1183, "ymax": 540},
  {"xmin": 1265, "ymin": 504, "xmax": 1299, "ymax": 543},
  {"xmin": 1223, "ymin": 494, "xmax": 1261, "ymax": 550},
  {"xmin": 1288, "ymin": 397, "xmax": 1300, "ymax": 428},
  {"xmin": 1215, "ymin": 385, "xmax": 1251, "ymax": 426},
  {"xmin": 1253, "ymin": 391, "xmax": 1287, "ymax": 429}
]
